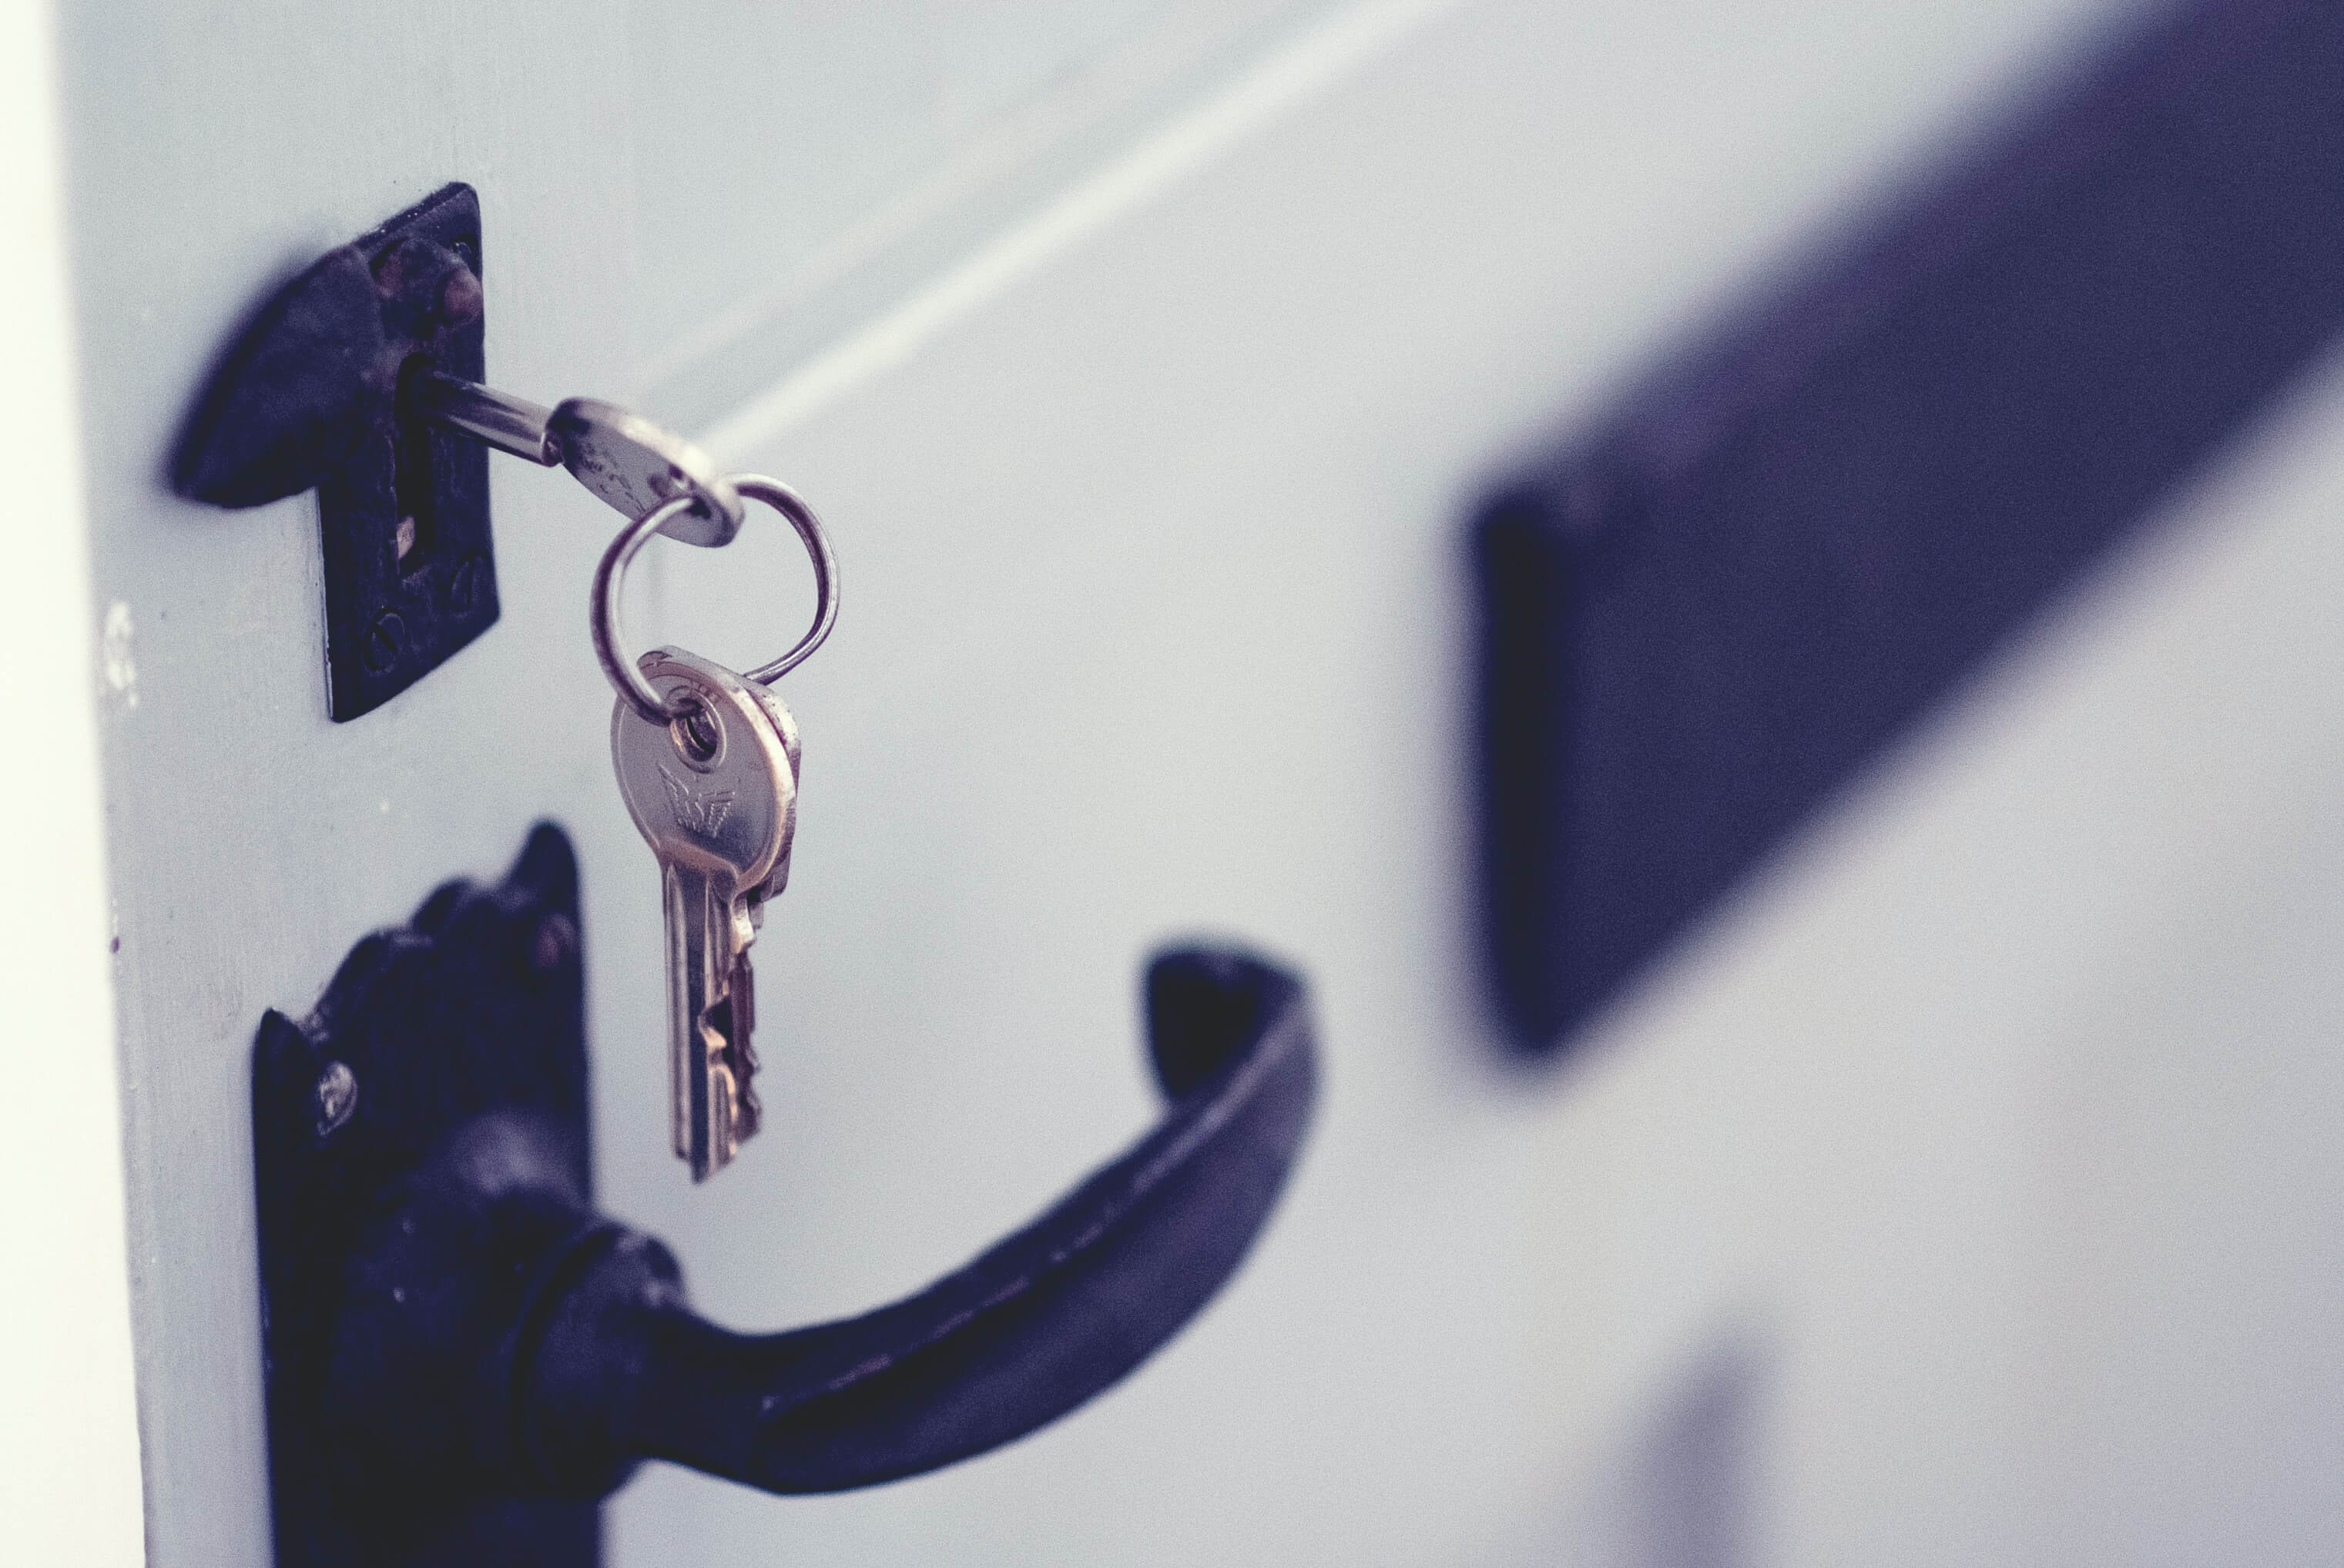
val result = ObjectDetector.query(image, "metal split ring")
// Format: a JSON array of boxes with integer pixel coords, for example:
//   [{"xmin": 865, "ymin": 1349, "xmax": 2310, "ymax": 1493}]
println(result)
[{"xmin": 592, "ymin": 473, "xmax": 839, "ymax": 725}]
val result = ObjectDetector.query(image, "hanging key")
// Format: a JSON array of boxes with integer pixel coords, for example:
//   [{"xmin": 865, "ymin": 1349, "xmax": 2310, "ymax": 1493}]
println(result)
[
  {"xmin": 611, "ymin": 646, "xmax": 798, "ymax": 1180},
  {"xmin": 592, "ymin": 469, "xmax": 837, "ymax": 1181}
]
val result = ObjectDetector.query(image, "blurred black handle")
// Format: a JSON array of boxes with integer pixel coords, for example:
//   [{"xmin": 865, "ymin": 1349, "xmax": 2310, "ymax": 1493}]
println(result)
[{"xmin": 1472, "ymin": 0, "xmax": 2344, "ymax": 1053}]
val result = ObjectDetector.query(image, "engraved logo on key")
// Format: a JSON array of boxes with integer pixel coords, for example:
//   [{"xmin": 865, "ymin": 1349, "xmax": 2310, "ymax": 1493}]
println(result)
[{"xmin": 659, "ymin": 766, "xmax": 736, "ymax": 840}]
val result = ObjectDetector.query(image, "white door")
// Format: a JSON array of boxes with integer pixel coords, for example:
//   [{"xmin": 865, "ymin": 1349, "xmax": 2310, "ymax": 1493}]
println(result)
[{"xmin": 16, "ymin": 0, "xmax": 2344, "ymax": 1563}]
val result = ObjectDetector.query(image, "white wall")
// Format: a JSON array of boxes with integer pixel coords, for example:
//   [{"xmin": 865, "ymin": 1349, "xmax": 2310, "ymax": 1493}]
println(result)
[{"xmin": 0, "ymin": 0, "xmax": 147, "ymax": 1562}]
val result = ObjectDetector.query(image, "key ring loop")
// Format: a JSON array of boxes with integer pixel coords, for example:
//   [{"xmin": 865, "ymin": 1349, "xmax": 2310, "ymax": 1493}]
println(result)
[{"xmin": 592, "ymin": 473, "xmax": 840, "ymax": 725}]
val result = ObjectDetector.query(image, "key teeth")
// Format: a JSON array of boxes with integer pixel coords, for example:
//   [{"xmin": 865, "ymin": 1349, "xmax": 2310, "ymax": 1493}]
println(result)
[
  {"xmin": 698, "ymin": 973, "xmax": 758, "ymax": 1177},
  {"xmin": 686, "ymin": 977, "xmax": 764, "ymax": 1179},
  {"xmin": 709, "ymin": 1063, "xmax": 756, "ymax": 1161},
  {"xmin": 707, "ymin": 1061, "xmax": 737, "ymax": 1181},
  {"xmin": 731, "ymin": 1045, "xmax": 761, "ymax": 1143},
  {"xmin": 725, "ymin": 949, "xmax": 760, "ymax": 1144}
]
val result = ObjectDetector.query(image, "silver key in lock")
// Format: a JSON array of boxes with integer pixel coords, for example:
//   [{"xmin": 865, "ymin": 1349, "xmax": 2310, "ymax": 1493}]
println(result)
[
  {"xmin": 408, "ymin": 370, "xmax": 749, "ymax": 546},
  {"xmin": 612, "ymin": 647, "xmax": 797, "ymax": 1180}
]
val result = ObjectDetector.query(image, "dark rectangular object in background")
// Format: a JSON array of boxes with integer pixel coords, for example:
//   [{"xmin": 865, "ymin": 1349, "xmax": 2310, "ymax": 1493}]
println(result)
[{"xmin": 1477, "ymin": 0, "xmax": 2344, "ymax": 1050}]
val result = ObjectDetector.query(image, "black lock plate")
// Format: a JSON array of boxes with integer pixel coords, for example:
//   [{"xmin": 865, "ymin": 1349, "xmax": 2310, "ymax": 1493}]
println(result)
[{"xmin": 173, "ymin": 183, "xmax": 501, "ymax": 719}]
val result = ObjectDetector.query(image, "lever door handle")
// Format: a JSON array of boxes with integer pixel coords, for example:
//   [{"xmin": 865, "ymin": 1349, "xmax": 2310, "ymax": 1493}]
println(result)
[
  {"xmin": 528, "ymin": 941, "xmax": 1311, "ymax": 1495},
  {"xmin": 253, "ymin": 826, "xmax": 1316, "ymax": 1566}
]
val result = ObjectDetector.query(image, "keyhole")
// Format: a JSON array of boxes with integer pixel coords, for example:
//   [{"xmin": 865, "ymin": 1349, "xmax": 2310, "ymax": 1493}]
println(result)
[{"xmin": 391, "ymin": 355, "xmax": 438, "ymax": 577}]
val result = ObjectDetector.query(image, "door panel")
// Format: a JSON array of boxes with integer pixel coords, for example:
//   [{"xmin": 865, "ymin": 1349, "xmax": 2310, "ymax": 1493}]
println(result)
[
  {"xmin": 64, "ymin": 1, "xmax": 2344, "ymax": 1565},
  {"xmin": 623, "ymin": 0, "xmax": 1338, "ymax": 433}
]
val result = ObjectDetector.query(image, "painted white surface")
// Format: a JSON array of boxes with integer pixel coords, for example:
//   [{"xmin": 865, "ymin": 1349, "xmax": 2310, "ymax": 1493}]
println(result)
[
  {"xmin": 55, "ymin": 0, "xmax": 2344, "ymax": 1564},
  {"xmin": 627, "ymin": 0, "xmax": 1346, "ymax": 434},
  {"xmin": 0, "ymin": 1, "xmax": 147, "ymax": 1563},
  {"xmin": 1516, "ymin": 351, "xmax": 2344, "ymax": 1566},
  {"xmin": 697, "ymin": 0, "xmax": 1462, "ymax": 458}
]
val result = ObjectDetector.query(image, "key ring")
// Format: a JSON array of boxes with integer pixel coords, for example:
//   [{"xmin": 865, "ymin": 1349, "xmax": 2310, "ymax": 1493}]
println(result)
[{"xmin": 592, "ymin": 473, "xmax": 840, "ymax": 725}]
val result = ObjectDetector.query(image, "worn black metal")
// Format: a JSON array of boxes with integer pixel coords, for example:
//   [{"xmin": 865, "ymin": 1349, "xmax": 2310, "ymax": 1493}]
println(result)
[
  {"xmin": 253, "ymin": 826, "xmax": 1317, "ymax": 1567},
  {"xmin": 1475, "ymin": 0, "xmax": 2344, "ymax": 1050},
  {"xmin": 253, "ymin": 826, "xmax": 597, "ymax": 1567},
  {"xmin": 174, "ymin": 183, "xmax": 499, "ymax": 720}
]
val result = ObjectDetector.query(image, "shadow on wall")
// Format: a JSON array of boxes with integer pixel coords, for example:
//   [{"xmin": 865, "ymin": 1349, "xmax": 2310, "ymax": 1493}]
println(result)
[{"xmin": 1524, "ymin": 1335, "xmax": 1768, "ymax": 1568}]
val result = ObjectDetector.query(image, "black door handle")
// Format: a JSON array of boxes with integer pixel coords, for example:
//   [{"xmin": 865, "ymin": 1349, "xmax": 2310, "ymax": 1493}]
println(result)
[{"xmin": 253, "ymin": 826, "xmax": 1317, "ymax": 1567}]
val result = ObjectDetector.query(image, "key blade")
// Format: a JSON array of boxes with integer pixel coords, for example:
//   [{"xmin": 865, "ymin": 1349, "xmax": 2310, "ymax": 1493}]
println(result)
[
  {"xmin": 666, "ymin": 862, "xmax": 755, "ymax": 1181},
  {"xmin": 709, "ymin": 946, "xmax": 760, "ymax": 1144}
]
